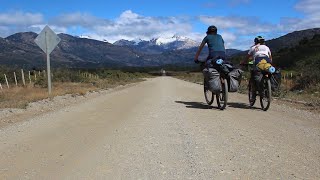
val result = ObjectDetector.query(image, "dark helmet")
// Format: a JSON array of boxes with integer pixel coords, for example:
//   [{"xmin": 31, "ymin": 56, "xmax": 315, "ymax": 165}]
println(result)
[
  {"xmin": 254, "ymin": 36, "xmax": 265, "ymax": 44},
  {"xmin": 207, "ymin": 25, "xmax": 217, "ymax": 34}
]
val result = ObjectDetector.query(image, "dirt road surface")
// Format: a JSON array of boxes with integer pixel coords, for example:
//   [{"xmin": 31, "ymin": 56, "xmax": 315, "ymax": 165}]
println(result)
[{"xmin": 0, "ymin": 77, "xmax": 319, "ymax": 179}]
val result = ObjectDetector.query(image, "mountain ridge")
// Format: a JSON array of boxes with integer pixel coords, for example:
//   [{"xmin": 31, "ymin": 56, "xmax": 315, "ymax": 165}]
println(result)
[
  {"xmin": 113, "ymin": 35, "xmax": 198, "ymax": 54},
  {"xmin": 0, "ymin": 28, "xmax": 319, "ymax": 69}
]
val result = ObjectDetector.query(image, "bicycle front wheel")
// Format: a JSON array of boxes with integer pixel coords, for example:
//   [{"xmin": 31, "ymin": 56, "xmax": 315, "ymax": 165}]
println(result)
[
  {"xmin": 216, "ymin": 78, "xmax": 228, "ymax": 110},
  {"xmin": 260, "ymin": 78, "xmax": 272, "ymax": 111}
]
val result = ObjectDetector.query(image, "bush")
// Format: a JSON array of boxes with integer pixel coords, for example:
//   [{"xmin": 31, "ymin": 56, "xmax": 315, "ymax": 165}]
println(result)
[
  {"xmin": 34, "ymin": 76, "xmax": 47, "ymax": 88},
  {"xmin": 293, "ymin": 56, "xmax": 320, "ymax": 90},
  {"xmin": 52, "ymin": 69, "xmax": 86, "ymax": 82}
]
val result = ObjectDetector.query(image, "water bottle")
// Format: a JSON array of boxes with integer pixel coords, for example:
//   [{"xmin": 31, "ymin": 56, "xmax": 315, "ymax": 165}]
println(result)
[
  {"xmin": 268, "ymin": 66, "xmax": 275, "ymax": 74},
  {"xmin": 216, "ymin": 59, "xmax": 223, "ymax": 65}
]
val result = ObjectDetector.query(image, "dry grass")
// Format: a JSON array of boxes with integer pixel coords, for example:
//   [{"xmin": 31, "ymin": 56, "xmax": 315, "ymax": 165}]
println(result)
[
  {"xmin": 0, "ymin": 69, "xmax": 150, "ymax": 109},
  {"xmin": 0, "ymin": 83, "xmax": 98, "ymax": 109},
  {"xmin": 171, "ymin": 72, "xmax": 203, "ymax": 84}
]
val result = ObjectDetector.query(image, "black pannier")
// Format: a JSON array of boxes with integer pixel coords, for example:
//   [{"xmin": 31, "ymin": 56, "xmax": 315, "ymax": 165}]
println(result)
[
  {"xmin": 228, "ymin": 68, "xmax": 243, "ymax": 92},
  {"xmin": 203, "ymin": 68, "xmax": 221, "ymax": 93}
]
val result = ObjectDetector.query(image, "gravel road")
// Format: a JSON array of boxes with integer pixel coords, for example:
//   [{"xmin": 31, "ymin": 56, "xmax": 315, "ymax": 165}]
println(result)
[{"xmin": 0, "ymin": 77, "xmax": 319, "ymax": 179}]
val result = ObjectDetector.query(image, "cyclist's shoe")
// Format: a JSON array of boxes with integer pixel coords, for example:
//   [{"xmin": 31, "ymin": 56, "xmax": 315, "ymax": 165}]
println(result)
[
  {"xmin": 249, "ymin": 85, "xmax": 257, "ymax": 102},
  {"xmin": 249, "ymin": 93, "xmax": 256, "ymax": 102}
]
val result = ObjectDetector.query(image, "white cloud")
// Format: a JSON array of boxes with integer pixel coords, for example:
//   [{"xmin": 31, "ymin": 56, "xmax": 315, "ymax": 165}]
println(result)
[
  {"xmin": 51, "ymin": 12, "xmax": 108, "ymax": 27},
  {"xmin": 291, "ymin": 0, "xmax": 320, "ymax": 29},
  {"xmin": 198, "ymin": 15, "xmax": 276, "ymax": 50},
  {"xmin": 0, "ymin": 12, "xmax": 44, "ymax": 37},
  {"xmin": 275, "ymin": 0, "xmax": 320, "ymax": 33},
  {"xmin": 220, "ymin": 31, "xmax": 237, "ymax": 49},
  {"xmin": 295, "ymin": 0, "xmax": 320, "ymax": 15},
  {"xmin": 0, "ymin": 12, "xmax": 43, "ymax": 26},
  {"xmin": 198, "ymin": 0, "xmax": 320, "ymax": 50},
  {"xmin": 199, "ymin": 15, "xmax": 273, "ymax": 35},
  {"xmin": 50, "ymin": 10, "xmax": 194, "ymax": 43}
]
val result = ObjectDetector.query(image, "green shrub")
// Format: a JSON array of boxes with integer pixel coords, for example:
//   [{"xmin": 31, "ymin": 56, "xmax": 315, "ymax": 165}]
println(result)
[
  {"xmin": 34, "ymin": 76, "xmax": 47, "ymax": 88},
  {"xmin": 52, "ymin": 69, "xmax": 86, "ymax": 82}
]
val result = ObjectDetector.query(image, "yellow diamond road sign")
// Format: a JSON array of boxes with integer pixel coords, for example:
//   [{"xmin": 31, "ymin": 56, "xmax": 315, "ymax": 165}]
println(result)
[{"xmin": 34, "ymin": 25, "xmax": 61, "ymax": 55}]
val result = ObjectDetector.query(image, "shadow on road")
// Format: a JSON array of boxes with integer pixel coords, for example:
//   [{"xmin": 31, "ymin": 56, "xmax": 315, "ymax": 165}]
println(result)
[
  {"xmin": 175, "ymin": 101, "xmax": 214, "ymax": 109},
  {"xmin": 227, "ymin": 102, "xmax": 261, "ymax": 110}
]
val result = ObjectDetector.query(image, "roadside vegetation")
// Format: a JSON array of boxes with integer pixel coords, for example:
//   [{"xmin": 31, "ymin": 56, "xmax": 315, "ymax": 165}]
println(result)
[{"xmin": 0, "ymin": 66, "xmax": 152, "ymax": 109}]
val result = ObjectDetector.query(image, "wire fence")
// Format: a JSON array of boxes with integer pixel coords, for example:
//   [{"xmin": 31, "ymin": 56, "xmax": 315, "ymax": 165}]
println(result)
[{"xmin": 0, "ymin": 69, "xmax": 99, "ymax": 90}]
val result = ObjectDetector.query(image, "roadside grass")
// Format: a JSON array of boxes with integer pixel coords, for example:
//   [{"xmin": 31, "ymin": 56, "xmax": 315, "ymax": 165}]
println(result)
[
  {"xmin": 168, "ymin": 71, "xmax": 203, "ymax": 84},
  {"xmin": 0, "ymin": 83, "xmax": 98, "ymax": 109},
  {"xmin": 0, "ymin": 70, "xmax": 151, "ymax": 109}
]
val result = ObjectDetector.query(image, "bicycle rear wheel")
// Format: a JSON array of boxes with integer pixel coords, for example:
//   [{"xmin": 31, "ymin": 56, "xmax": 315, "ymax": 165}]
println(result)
[
  {"xmin": 260, "ymin": 78, "xmax": 272, "ymax": 111},
  {"xmin": 216, "ymin": 78, "xmax": 228, "ymax": 110},
  {"xmin": 204, "ymin": 79, "xmax": 214, "ymax": 105}
]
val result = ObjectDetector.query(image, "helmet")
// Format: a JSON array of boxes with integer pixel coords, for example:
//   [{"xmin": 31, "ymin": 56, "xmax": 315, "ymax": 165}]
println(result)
[
  {"xmin": 207, "ymin": 25, "xmax": 217, "ymax": 34},
  {"xmin": 254, "ymin": 36, "xmax": 265, "ymax": 44}
]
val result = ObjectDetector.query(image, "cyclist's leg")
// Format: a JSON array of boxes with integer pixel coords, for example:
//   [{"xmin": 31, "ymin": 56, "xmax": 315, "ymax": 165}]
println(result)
[
  {"xmin": 253, "ymin": 57, "xmax": 263, "ymax": 92},
  {"xmin": 253, "ymin": 67, "xmax": 262, "ymax": 92},
  {"xmin": 249, "ymin": 70, "xmax": 256, "ymax": 101}
]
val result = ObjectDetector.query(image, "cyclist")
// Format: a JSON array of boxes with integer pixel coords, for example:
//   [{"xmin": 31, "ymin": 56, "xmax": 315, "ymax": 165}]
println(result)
[
  {"xmin": 245, "ymin": 36, "xmax": 273, "ymax": 99},
  {"xmin": 194, "ymin": 25, "xmax": 226, "ymax": 66},
  {"xmin": 247, "ymin": 36, "xmax": 272, "ymax": 65}
]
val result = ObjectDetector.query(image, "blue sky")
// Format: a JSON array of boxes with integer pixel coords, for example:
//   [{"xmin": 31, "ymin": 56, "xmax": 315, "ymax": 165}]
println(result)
[{"xmin": 0, "ymin": 0, "xmax": 319, "ymax": 50}]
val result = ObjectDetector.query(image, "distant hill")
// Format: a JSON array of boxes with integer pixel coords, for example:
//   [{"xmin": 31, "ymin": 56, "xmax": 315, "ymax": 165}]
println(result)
[
  {"xmin": 266, "ymin": 28, "xmax": 320, "ymax": 52},
  {"xmin": 0, "ymin": 32, "xmax": 241, "ymax": 68},
  {"xmin": 273, "ymin": 34, "xmax": 320, "ymax": 69},
  {"xmin": 0, "ymin": 32, "xmax": 152, "ymax": 68},
  {"xmin": 230, "ymin": 28, "xmax": 320, "ymax": 65}
]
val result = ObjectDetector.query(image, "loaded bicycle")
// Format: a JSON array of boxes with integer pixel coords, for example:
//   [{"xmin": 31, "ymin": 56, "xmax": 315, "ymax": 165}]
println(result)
[
  {"xmin": 244, "ymin": 62, "xmax": 276, "ymax": 111},
  {"xmin": 200, "ymin": 58, "xmax": 229, "ymax": 110}
]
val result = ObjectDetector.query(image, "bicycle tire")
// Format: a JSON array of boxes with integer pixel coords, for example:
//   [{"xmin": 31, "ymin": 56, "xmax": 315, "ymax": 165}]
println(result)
[
  {"xmin": 217, "ymin": 78, "xmax": 228, "ymax": 110},
  {"xmin": 260, "ymin": 78, "xmax": 272, "ymax": 111},
  {"xmin": 204, "ymin": 79, "xmax": 214, "ymax": 105},
  {"xmin": 248, "ymin": 79, "xmax": 256, "ymax": 107}
]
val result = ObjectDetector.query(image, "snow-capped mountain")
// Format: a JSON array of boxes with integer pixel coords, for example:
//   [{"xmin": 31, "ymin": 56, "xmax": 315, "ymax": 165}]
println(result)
[
  {"xmin": 79, "ymin": 35, "xmax": 92, "ymax": 39},
  {"xmin": 155, "ymin": 35, "xmax": 198, "ymax": 49},
  {"xmin": 79, "ymin": 35, "xmax": 108, "ymax": 42},
  {"xmin": 113, "ymin": 35, "xmax": 199, "ymax": 54},
  {"xmin": 113, "ymin": 39, "xmax": 137, "ymax": 46}
]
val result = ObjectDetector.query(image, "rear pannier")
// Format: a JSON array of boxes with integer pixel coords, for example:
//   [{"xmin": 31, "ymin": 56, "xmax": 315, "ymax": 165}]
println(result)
[
  {"xmin": 228, "ymin": 68, "xmax": 243, "ymax": 92},
  {"xmin": 203, "ymin": 68, "xmax": 221, "ymax": 93}
]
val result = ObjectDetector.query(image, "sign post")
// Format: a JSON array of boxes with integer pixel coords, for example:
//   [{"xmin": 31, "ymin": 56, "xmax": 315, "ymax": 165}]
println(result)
[{"xmin": 34, "ymin": 25, "xmax": 60, "ymax": 95}]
